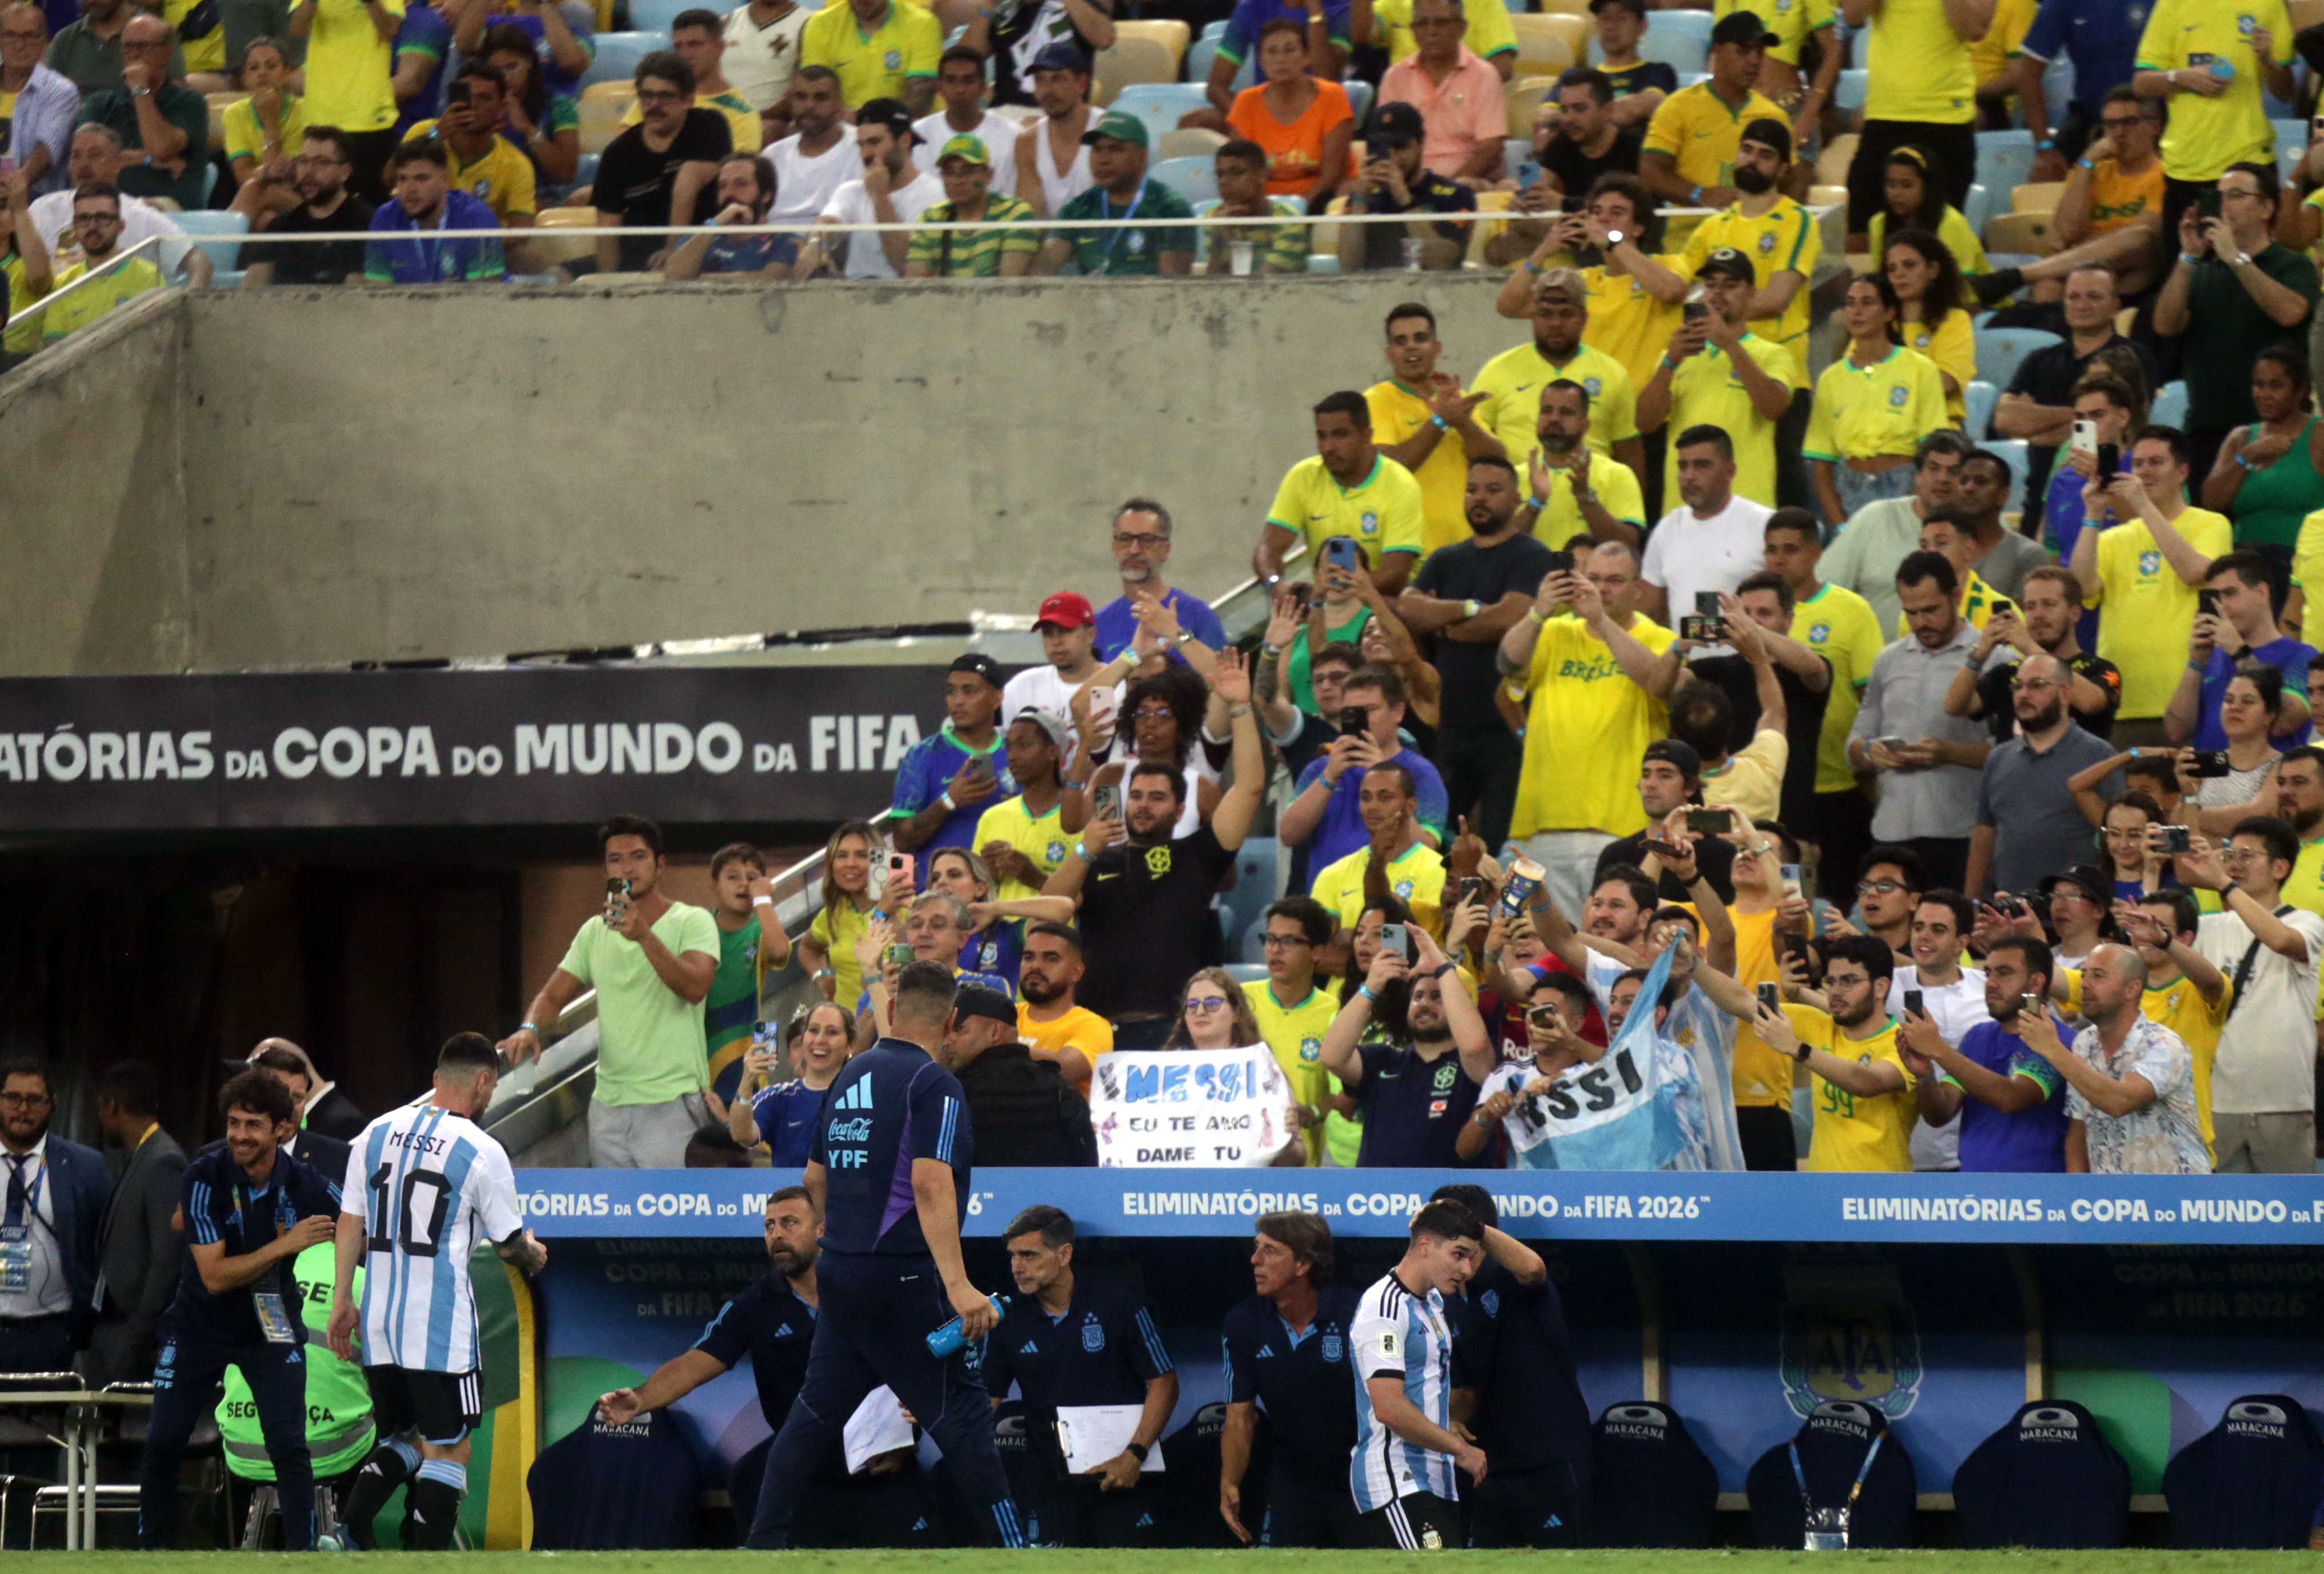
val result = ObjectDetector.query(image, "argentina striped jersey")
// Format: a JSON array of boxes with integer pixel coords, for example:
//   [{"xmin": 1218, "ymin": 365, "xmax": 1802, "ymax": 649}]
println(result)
[
  {"xmin": 1349, "ymin": 1269, "xmax": 1459, "ymax": 1511},
  {"xmin": 342, "ymin": 1103, "xmax": 523, "ymax": 1372}
]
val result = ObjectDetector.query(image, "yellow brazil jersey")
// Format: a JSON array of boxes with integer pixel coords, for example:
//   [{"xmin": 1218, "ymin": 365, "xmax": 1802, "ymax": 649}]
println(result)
[
  {"xmin": 1472, "ymin": 338, "xmax": 1638, "ymax": 470},
  {"xmin": 621, "ymin": 89, "xmax": 763, "ymax": 152},
  {"xmin": 2091, "ymin": 158, "xmax": 2166, "ymax": 236},
  {"xmin": 1804, "ymin": 345, "xmax": 1948, "ymax": 464},
  {"xmin": 2283, "ymin": 834, "xmax": 2324, "ymax": 925},
  {"xmin": 163, "ymin": 0, "xmax": 225, "ymax": 73},
  {"xmin": 1266, "ymin": 453, "xmax": 1426, "ymax": 569},
  {"xmin": 1728, "ymin": 907, "xmax": 1792, "ymax": 1108},
  {"xmin": 222, "ymin": 93, "xmax": 307, "ymax": 167},
  {"xmin": 1311, "ymin": 840, "xmax": 1448, "ymax": 935},
  {"xmin": 1019, "ymin": 1002, "xmax": 1114, "ymax": 1096},
  {"xmin": 1864, "ymin": 0, "xmax": 1976, "ymax": 125},
  {"xmin": 2085, "ymin": 507, "xmax": 2235, "ymax": 719},
  {"xmin": 42, "ymin": 258, "xmax": 165, "ymax": 342},
  {"xmin": 1582, "ymin": 260, "xmax": 1685, "ymax": 400},
  {"xmin": 2137, "ymin": 0, "xmax": 2289, "ymax": 183},
  {"xmin": 1718, "ymin": 0, "xmax": 1833, "ymax": 68},
  {"xmin": 1376, "ymin": 0, "xmax": 1515, "ymax": 63},
  {"xmin": 1784, "ymin": 1003, "xmax": 1915, "ymax": 1171},
  {"xmin": 1680, "ymin": 198, "xmax": 1819, "ymax": 390},
  {"xmin": 1894, "ymin": 567, "xmax": 1998, "ymax": 639},
  {"xmin": 303, "ymin": 0, "xmax": 406, "ymax": 132},
  {"xmin": 1241, "ymin": 979, "xmax": 1340, "ymax": 1160},
  {"xmin": 801, "ymin": 0, "xmax": 941, "ymax": 108},
  {"xmin": 406, "ymin": 119, "xmax": 539, "ymax": 222},
  {"xmin": 973, "ymin": 794, "xmax": 1071, "ymax": 901},
  {"xmin": 1794, "ymin": 581, "xmax": 1886, "ymax": 794},
  {"xmin": 1899, "ymin": 308, "xmax": 1974, "ymax": 423},
  {"xmin": 1536, "ymin": 450, "xmax": 1648, "ymax": 540},
  {"xmin": 1966, "ymin": 0, "xmax": 2036, "ymax": 105},
  {"xmin": 1510, "ymin": 612, "xmax": 1675, "ymax": 838},
  {"xmin": 808, "ymin": 897, "xmax": 875, "ymax": 1014},
  {"xmin": 3, "ymin": 250, "xmax": 43, "ymax": 359},
  {"xmin": 1366, "ymin": 378, "xmax": 1473, "ymax": 557},
  {"xmin": 1641, "ymin": 79, "xmax": 1789, "ymax": 192},
  {"xmin": 2293, "ymin": 507, "xmax": 2324, "ymax": 596},
  {"xmin": 2060, "ymin": 965, "xmax": 2230, "ymax": 1156},
  {"xmin": 1665, "ymin": 334, "xmax": 1797, "ymax": 507},
  {"xmin": 1870, "ymin": 204, "xmax": 1990, "ymax": 278}
]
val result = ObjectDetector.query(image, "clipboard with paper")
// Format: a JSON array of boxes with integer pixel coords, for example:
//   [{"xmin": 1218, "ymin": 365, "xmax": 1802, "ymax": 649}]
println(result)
[{"xmin": 1055, "ymin": 1404, "xmax": 1164, "ymax": 1474}]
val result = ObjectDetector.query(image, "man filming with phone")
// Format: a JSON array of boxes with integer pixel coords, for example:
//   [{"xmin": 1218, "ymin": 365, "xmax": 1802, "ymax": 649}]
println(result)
[
  {"xmin": 890, "ymin": 654, "xmax": 1016, "ymax": 879},
  {"xmin": 499, "ymin": 814, "xmax": 720, "ymax": 1168},
  {"xmin": 2164, "ymin": 551, "xmax": 2314, "ymax": 750},
  {"xmin": 1281, "ymin": 661, "xmax": 1449, "ymax": 884}
]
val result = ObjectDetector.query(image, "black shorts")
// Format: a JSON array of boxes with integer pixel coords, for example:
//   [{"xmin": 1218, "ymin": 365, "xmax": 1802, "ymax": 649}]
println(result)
[
  {"xmin": 364, "ymin": 1366, "xmax": 482, "ymax": 1446},
  {"xmin": 1364, "ymin": 1489, "xmax": 1461, "ymax": 1549}
]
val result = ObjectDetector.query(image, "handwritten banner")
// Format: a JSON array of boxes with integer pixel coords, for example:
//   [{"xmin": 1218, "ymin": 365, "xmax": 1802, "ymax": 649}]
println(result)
[{"xmin": 1088, "ymin": 1047, "xmax": 1299, "ymax": 1167}]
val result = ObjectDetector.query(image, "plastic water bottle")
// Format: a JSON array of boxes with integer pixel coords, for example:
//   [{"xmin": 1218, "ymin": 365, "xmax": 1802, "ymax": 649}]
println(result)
[{"xmin": 926, "ymin": 1295, "xmax": 1005, "ymax": 1356}]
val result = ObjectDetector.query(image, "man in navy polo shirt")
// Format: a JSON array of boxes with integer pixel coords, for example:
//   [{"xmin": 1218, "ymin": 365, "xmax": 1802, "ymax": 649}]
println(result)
[
  {"xmin": 1282, "ymin": 662, "xmax": 1449, "ymax": 882},
  {"xmin": 979, "ymin": 1204, "xmax": 1178, "ymax": 1547},
  {"xmin": 1319, "ymin": 922, "xmax": 1497, "ymax": 1166},
  {"xmin": 1220, "ymin": 1211, "xmax": 1363, "ymax": 1547},
  {"xmin": 138, "ymin": 1070, "xmax": 339, "ymax": 1550},
  {"xmin": 742, "ymin": 963, "xmax": 1025, "ymax": 1549},
  {"xmin": 1899, "ymin": 934, "xmax": 2069, "ymax": 1172},
  {"xmin": 890, "ymin": 653, "xmax": 1017, "ymax": 879},
  {"xmin": 1432, "ymin": 1184, "xmax": 1593, "ymax": 1547},
  {"xmin": 1095, "ymin": 499, "xmax": 1227, "ymax": 668},
  {"xmin": 2012, "ymin": 0, "xmax": 2147, "ymax": 176}
]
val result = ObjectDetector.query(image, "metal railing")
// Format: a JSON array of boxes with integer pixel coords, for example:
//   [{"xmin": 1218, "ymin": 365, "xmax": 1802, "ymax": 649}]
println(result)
[
  {"xmin": 5, "ymin": 236, "xmax": 167, "ymax": 343},
  {"xmin": 476, "ymin": 548, "xmax": 1307, "ymax": 1162}
]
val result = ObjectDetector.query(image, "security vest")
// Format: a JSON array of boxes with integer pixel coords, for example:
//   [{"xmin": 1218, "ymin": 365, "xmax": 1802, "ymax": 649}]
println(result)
[{"xmin": 218, "ymin": 1241, "xmax": 376, "ymax": 1480}]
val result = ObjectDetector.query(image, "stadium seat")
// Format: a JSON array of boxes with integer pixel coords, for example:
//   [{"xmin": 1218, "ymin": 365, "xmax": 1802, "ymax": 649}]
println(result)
[
  {"xmin": 625, "ymin": 0, "xmax": 689, "ymax": 33},
  {"xmin": 1809, "ymin": 182, "xmax": 1846, "ymax": 208},
  {"xmin": 1217, "ymin": 837, "xmax": 1280, "ymax": 961},
  {"xmin": 1964, "ymin": 379, "xmax": 1996, "ymax": 440},
  {"xmin": 1589, "ymin": 1402, "xmax": 1718, "ymax": 1548},
  {"xmin": 1983, "ymin": 439, "xmax": 2030, "ymax": 505},
  {"xmin": 578, "ymin": 94, "xmax": 630, "ymax": 154},
  {"xmin": 1463, "ymin": 186, "xmax": 1513, "ymax": 267},
  {"xmin": 571, "ymin": 150, "xmax": 600, "ymax": 191},
  {"xmin": 1953, "ymin": 1400, "xmax": 2129, "ymax": 1549},
  {"xmin": 1816, "ymin": 131, "xmax": 1857, "ymax": 185},
  {"xmin": 1974, "ymin": 129, "xmax": 2035, "ymax": 200},
  {"xmin": 1223, "ymin": 961, "xmax": 1268, "ymax": 983},
  {"xmin": 1973, "ymin": 327, "xmax": 2059, "ymax": 392},
  {"xmin": 1094, "ymin": 35, "xmax": 1177, "ymax": 102},
  {"xmin": 1505, "ymin": 135, "xmax": 1535, "ymax": 181},
  {"xmin": 1344, "ymin": 78, "xmax": 1372, "ymax": 122},
  {"xmin": 1185, "ymin": 35, "xmax": 1255, "ymax": 94},
  {"xmin": 1531, "ymin": 11, "xmax": 1588, "ymax": 54},
  {"xmin": 2151, "ymin": 380, "xmax": 2186, "ymax": 429},
  {"xmin": 1982, "ymin": 210, "xmax": 2053, "ymax": 255},
  {"xmin": 1960, "ymin": 181, "xmax": 1992, "ymax": 238},
  {"xmin": 1506, "ymin": 74, "xmax": 1559, "ymax": 130},
  {"xmin": 1746, "ymin": 1402, "xmax": 1917, "ymax": 1549},
  {"xmin": 162, "ymin": 210, "xmax": 247, "ymax": 277},
  {"xmin": 2012, "ymin": 180, "xmax": 2063, "ymax": 212},
  {"xmin": 2275, "ymin": 117, "xmax": 2309, "ymax": 179},
  {"xmin": 1152, "ymin": 155, "xmax": 1219, "ymax": 203},
  {"xmin": 1592, "ymin": 7, "xmax": 1709, "ymax": 74},
  {"xmin": 1835, "ymin": 67, "xmax": 1866, "ymax": 114},
  {"xmin": 530, "ymin": 206, "xmax": 602, "ymax": 268},
  {"xmin": 580, "ymin": 30, "xmax": 656, "ymax": 90},
  {"xmin": 1114, "ymin": 18, "xmax": 1190, "ymax": 66},
  {"xmin": 1156, "ymin": 126, "xmax": 1227, "ymax": 160},
  {"xmin": 1538, "ymin": 0, "xmax": 1589, "ymax": 15},
  {"xmin": 2040, "ymin": 54, "xmax": 2073, "ymax": 130},
  {"xmin": 1200, "ymin": 16, "xmax": 1227, "ymax": 38},
  {"xmin": 1511, "ymin": 14, "xmax": 1577, "ymax": 76},
  {"xmin": 2163, "ymin": 1395, "xmax": 2324, "ymax": 1549},
  {"xmin": 1109, "ymin": 82, "xmax": 1209, "ymax": 147}
]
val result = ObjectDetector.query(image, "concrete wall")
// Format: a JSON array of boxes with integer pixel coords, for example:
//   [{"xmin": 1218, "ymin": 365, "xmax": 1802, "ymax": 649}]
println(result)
[
  {"xmin": 0, "ymin": 289, "xmax": 193, "ymax": 674},
  {"xmin": 2, "ymin": 273, "xmax": 1519, "ymax": 676}
]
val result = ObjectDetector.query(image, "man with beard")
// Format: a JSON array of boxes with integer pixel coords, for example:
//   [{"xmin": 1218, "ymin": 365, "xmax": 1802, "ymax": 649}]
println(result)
[
  {"xmin": 1636, "ymin": 250, "xmax": 1794, "ymax": 510},
  {"xmin": 138, "ymin": 1071, "xmax": 336, "ymax": 1549},
  {"xmin": 1311, "ymin": 763, "xmax": 1447, "ymax": 940},
  {"xmin": 1847, "ymin": 550, "xmax": 1991, "ymax": 891},
  {"xmin": 939, "ymin": 985, "xmax": 1095, "ymax": 1167},
  {"xmin": 2020, "ymin": 942, "xmax": 2207, "ymax": 1175},
  {"xmin": 2274, "ymin": 746, "xmax": 2324, "ymax": 919},
  {"xmin": 236, "ymin": 126, "xmax": 376, "ymax": 285},
  {"xmin": 362, "ymin": 137, "xmax": 506, "ymax": 283},
  {"xmin": 0, "ymin": 1058, "xmax": 109, "ymax": 1374},
  {"xmin": 766, "ymin": 66, "xmax": 852, "ymax": 223},
  {"xmin": 1473, "ymin": 269, "xmax": 1646, "ymax": 492},
  {"xmin": 1095, "ymin": 499, "xmax": 1225, "ymax": 669},
  {"xmin": 1020, "ymin": 652, "xmax": 1264, "ymax": 1049},
  {"xmin": 1513, "ymin": 379, "xmax": 1646, "ymax": 549},
  {"xmin": 1319, "ymin": 922, "xmax": 1496, "ymax": 1166},
  {"xmin": 1013, "ymin": 922, "xmax": 1111, "ymax": 1094},
  {"xmin": 798, "ymin": 97, "xmax": 940, "ymax": 279},
  {"xmin": 1756, "ymin": 932, "xmax": 1914, "ymax": 1171},
  {"xmin": 1948, "ymin": 565, "xmax": 2121, "ymax": 742},
  {"xmin": 1899, "ymin": 934, "xmax": 2070, "ymax": 1173},
  {"xmin": 1592, "ymin": 741, "xmax": 1737, "ymax": 902},
  {"xmin": 598, "ymin": 1188, "xmax": 919, "ymax": 1546},
  {"xmin": 1219, "ymin": 1211, "xmax": 1361, "ymax": 1547},
  {"xmin": 1966, "ymin": 652, "xmax": 2121, "ymax": 898},
  {"xmin": 1395, "ymin": 456, "xmax": 1553, "ymax": 852}
]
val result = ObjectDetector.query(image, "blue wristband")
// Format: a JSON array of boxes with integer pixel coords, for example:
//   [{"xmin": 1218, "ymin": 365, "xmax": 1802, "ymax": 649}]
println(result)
[
  {"xmin": 1688, "ymin": 184, "xmax": 1704, "ymax": 203},
  {"xmin": 1430, "ymin": 413, "xmax": 1449, "ymax": 430}
]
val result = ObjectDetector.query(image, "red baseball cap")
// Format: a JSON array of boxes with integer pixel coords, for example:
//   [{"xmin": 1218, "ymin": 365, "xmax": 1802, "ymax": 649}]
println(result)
[{"xmin": 1035, "ymin": 592, "xmax": 1096, "ymax": 631}]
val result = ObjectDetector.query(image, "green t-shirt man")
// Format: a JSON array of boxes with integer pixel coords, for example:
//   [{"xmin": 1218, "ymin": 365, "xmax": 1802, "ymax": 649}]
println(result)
[{"xmin": 556, "ymin": 900, "xmax": 721, "ymax": 1107}]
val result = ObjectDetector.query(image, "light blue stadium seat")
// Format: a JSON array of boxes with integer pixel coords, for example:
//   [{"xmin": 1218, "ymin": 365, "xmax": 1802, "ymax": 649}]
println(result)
[
  {"xmin": 1962, "ymin": 180, "xmax": 1991, "ymax": 238},
  {"xmin": 2041, "ymin": 55, "xmax": 2073, "ymax": 130},
  {"xmin": 1505, "ymin": 135, "xmax": 1535, "ymax": 181},
  {"xmin": 1218, "ymin": 837, "xmax": 1281, "ymax": 962},
  {"xmin": 626, "ymin": 0, "xmax": 690, "ymax": 34},
  {"xmin": 581, "ymin": 31, "xmax": 656, "ymax": 89},
  {"xmin": 2151, "ymin": 380, "xmax": 2186, "ymax": 430},
  {"xmin": 1224, "ymin": 961, "xmax": 1270, "ymax": 983},
  {"xmin": 1964, "ymin": 379, "xmax": 1997, "ymax": 441},
  {"xmin": 1344, "ymin": 78, "xmax": 1372, "ymax": 123},
  {"xmin": 1307, "ymin": 252, "xmax": 1340, "ymax": 272},
  {"xmin": 1589, "ymin": 7, "xmax": 1710, "ymax": 75},
  {"xmin": 1185, "ymin": 34, "xmax": 1255, "ymax": 93},
  {"xmin": 572, "ymin": 151, "xmax": 600, "ymax": 191},
  {"xmin": 1973, "ymin": 326, "xmax": 2061, "ymax": 394},
  {"xmin": 2277, "ymin": 117, "xmax": 2309, "ymax": 180},
  {"xmin": 1984, "ymin": 439, "xmax": 2030, "ymax": 507},
  {"xmin": 1112, "ymin": 81, "xmax": 1209, "ymax": 144},
  {"xmin": 1160, "ymin": 158, "xmax": 1228, "ymax": 209},
  {"xmin": 1201, "ymin": 17, "xmax": 1227, "ymax": 39},
  {"xmin": 1974, "ymin": 129, "xmax": 2034, "ymax": 202},
  {"xmin": 1835, "ymin": 67, "xmax": 1866, "ymax": 114},
  {"xmin": 162, "ymin": 209, "xmax": 248, "ymax": 274}
]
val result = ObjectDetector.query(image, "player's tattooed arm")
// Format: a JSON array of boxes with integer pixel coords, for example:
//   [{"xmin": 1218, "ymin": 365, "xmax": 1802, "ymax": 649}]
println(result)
[{"xmin": 496, "ymin": 1227, "xmax": 549, "ymax": 1277}]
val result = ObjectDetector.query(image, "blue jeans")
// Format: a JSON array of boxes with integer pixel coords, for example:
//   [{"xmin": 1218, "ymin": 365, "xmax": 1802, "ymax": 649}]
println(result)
[{"xmin": 1832, "ymin": 461, "xmax": 1916, "ymax": 525}]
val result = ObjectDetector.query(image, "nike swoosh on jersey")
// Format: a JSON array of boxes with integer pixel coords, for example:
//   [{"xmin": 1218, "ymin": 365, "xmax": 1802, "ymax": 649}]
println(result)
[{"xmin": 1095, "ymin": 872, "xmax": 1120, "ymax": 881}]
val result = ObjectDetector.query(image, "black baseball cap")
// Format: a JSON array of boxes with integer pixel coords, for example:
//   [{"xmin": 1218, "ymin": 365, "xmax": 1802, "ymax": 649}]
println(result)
[
  {"xmin": 950, "ymin": 653, "xmax": 1004, "ymax": 689},
  {"xmin": 1588, "ymin": 0, "xmax": 1646, "ymax": 15},
  {"xmin": 1369, "ymin": 101, "xmax": 1425, "ymax": 146},
  {"xmin": 953, "ymin": 985, "xmax": 1017, "ymax": 1027},
  {"xmin": 1030, "ymin": 40, "xmax": 1089, "ymax": 73},
  {"xmin": 1740, "ymin": 115, "xmax": 1792, "ymax": 162},
  {"xmin": 857, "ymin": 96, "xmax": 916, "ymax": 143},
  {"xmin": 1710, "ymin": 9, "xmax": 1778, "ymax": 47},
  {"xmin": 1642, "ymin": 739, "xmax": 1702, "ymax": 780},
  {"xmin": 1696, "ymin": 245, "xmax": 1757, "ymax": 282},
  {"xmin": 2038, "ymin": 864, "xmax": 2109, "ymax": 906}
]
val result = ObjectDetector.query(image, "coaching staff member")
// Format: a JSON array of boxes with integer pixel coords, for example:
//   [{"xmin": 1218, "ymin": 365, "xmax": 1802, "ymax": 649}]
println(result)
[
  {"xmin": 138, "ymin": 1070, "xmax": 339, "ymax": 1551},
  {"xmin": 743, "ymin": 961, "xmax": 1027, "ymax": 1550},
  {"xmin": 980, "ymin": 1204, "xmax": 1177, "ymax": 1547},
  {"xmin": 1220, "ymin": 1211, "xmax": 1363, "ymax": 1548},
  {"xmin": 1432, "ymin": 1182, "xmax": 1592, "ymax": 1547}
]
